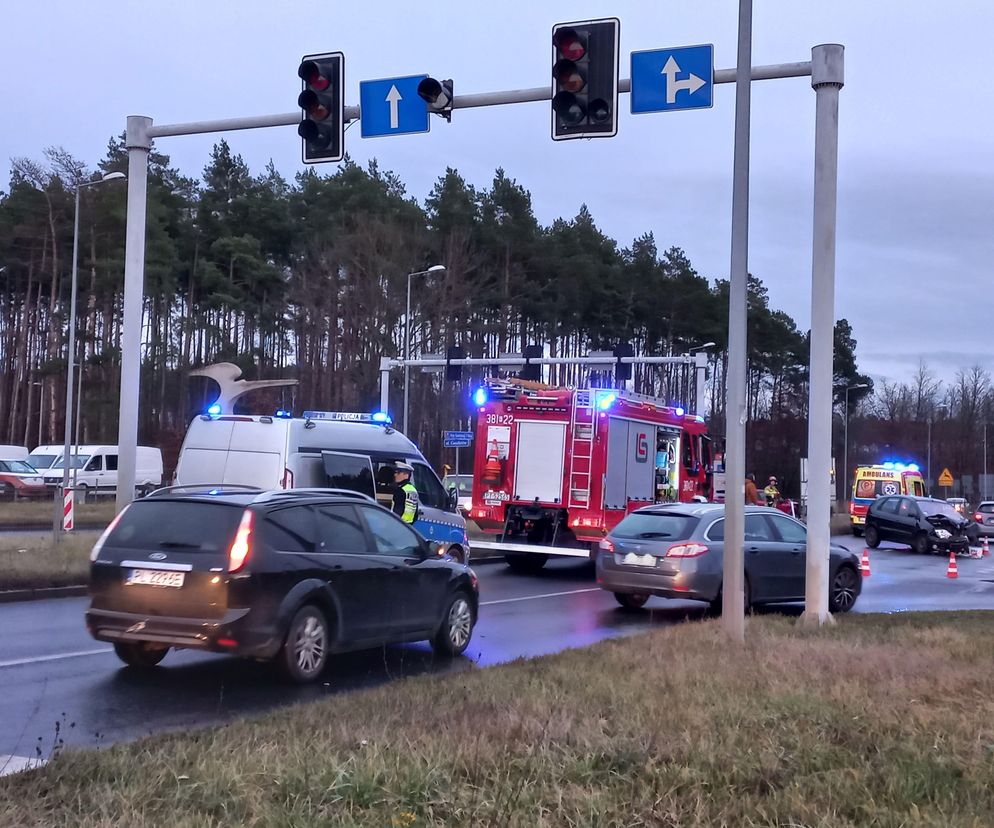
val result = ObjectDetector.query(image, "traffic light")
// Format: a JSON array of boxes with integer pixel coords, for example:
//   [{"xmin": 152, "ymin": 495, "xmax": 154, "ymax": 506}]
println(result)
[
  {"xmin": 446, "ymin": 345, "xmax": 466, "ymax": 382},
  {"xmin": 521, "ymin": 344, "xmax": 544, "ymax": 382},
  {"xmin": 614, "ymin": 343, "xmax": 634, "ymax": 382},
  {"xmin": 551, "ymin": 19, "xmax": 620, "ymax": 140},
  {"xmin": 418, "ymin": 77, "xmax": 454, "ymax": 121},
  {"xmin": 297, "ymin": 52, "xmax": 344, "ymax": 164}
]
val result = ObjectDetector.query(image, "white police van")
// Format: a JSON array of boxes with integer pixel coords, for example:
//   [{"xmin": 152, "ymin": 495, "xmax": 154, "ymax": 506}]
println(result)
[{"xmin": 175, "ymin": 410, "xmax": 470, "ymax": 563}]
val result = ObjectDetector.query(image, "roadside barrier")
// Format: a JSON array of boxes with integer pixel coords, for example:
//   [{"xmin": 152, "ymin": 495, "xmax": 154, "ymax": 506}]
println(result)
[{"xmin": 62, "ymin": 487, "xmax": 74, "ymax": 532}]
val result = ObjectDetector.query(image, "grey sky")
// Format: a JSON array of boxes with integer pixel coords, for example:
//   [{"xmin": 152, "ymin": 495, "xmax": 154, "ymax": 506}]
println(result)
[{"xmin": 3, "ymin": 0, "xmax": 992, "ymax": 386}]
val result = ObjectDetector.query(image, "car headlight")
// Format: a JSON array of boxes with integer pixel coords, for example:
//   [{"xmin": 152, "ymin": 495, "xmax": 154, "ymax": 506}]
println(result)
[{"xmin": 934, "ymin": 529, "xmax": 952, "ymax": 540}]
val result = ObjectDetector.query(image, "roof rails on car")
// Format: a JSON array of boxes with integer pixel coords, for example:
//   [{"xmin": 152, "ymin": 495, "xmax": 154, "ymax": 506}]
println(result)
[
  {"xmin": 146, "ymin": 484, "xmax": 264, "ymax": 498},
  {"xmin": 252, "ymin": 488, "xmax": 378, "ymax": 504}
]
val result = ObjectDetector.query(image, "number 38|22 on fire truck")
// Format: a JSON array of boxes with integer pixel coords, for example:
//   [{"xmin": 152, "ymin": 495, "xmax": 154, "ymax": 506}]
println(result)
[{"xmin": 468, "ymin": 379, "xmax": 711, "ymax": 573}]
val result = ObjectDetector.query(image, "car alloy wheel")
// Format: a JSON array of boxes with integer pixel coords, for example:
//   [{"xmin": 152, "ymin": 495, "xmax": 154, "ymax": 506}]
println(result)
[
  {"xmin": 447, "ymin": 597, "xmax": 472, "ymax": 650},
  {"xmin": 283, "ymin": 606, "xmax": 329, "ymax": 681},
  {"xmin": 830, "ymin": 567, "xmax": 859, "ymax": 613}
]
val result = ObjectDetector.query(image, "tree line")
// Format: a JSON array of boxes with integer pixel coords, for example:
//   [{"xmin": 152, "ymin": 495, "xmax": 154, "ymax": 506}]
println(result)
[{"xmin": 1, "ymin": 138, "xmax": 987, "ymax": 497}]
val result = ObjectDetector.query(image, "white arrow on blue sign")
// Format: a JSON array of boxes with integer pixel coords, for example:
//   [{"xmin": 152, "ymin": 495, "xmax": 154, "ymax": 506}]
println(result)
[
  {"xmin": 630, "ymin": 45, "xmax": 714, "ymax": 114},
  {"xmin": 359, "ymin": 75, "xmax": 430, "ymax": 138}
]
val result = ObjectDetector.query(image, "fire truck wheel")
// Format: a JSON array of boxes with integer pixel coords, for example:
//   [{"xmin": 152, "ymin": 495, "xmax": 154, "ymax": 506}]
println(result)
[
  {"xmin": 614, "ymin": 593, "xmax": 649, "ymax": 611},
  {"xmin": 505, "ymin": 553, "xmax": 548, "ymax": 574}
]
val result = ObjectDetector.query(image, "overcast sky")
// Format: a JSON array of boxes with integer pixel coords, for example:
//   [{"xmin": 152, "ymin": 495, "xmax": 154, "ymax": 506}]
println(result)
[{"xmin": 3, "ymin": 0, "xmax": 992, "ymax": 386}]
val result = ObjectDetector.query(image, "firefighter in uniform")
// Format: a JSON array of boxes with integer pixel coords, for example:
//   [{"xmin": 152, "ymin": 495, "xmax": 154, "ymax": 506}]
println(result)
[
  {"xmin": 764, "ymin": 476, "xmax": 781, "ymax": 507},
  {"xmin": 392, "ymin": 462, "xmax": 420, "ymax": 524}
]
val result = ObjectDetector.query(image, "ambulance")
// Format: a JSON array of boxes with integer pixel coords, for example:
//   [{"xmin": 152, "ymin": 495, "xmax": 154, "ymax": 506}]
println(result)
[{"xmin": 849, "ymin": 462, "xmax": 926, "ymax": 536}]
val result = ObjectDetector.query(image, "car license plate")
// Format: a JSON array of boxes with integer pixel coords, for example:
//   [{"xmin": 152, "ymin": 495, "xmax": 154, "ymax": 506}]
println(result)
[
  {"xmin": 621, "ymin": 552, "xmax": 656, "ymax": 567},
  {"xmin": 126, "ymin": 568, "xmax": 185, "ymax": 588}
]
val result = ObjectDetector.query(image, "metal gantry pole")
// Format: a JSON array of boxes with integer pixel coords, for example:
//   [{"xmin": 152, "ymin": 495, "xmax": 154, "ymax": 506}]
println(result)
[
  {"xmin": 403, "ymin": 272, "xmax": 413, "ymax": 433},
  {"xmin": 843, "ymin": 392, "xmax": 850, "ymax": 505},
  {"xmin": 721, "ymin": 0, "xmax": 753, "ymax": 642},
  {"xmin": 115, "ymin": 116, "xmax": 152, "ymax": 513},
  {"xmin": 801, "ymin": 44, "xmax": 844, "ymax": 628},
  {"xmin": 694, "ymin": 351, "xmax": 708, "ymax": 417}
]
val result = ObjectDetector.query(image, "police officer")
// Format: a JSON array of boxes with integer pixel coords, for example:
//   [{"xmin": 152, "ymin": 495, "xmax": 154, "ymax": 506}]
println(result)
[{"xmin": 392, "ymin": 462, "xmax": 420, "ymax": 524}]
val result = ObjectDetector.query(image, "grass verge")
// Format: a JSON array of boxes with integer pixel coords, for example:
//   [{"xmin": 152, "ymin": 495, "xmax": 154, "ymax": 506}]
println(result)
[
  {"xmin": 4, "ymin": 612, "xmax": 994, "ymax": 825},
  {"xmin": 0, "ymin": 532, "xmax": 96, "ymax": 590},
  {"xmin": 0, "ymin": 499, "xmax": 116, "ymax": 528}
]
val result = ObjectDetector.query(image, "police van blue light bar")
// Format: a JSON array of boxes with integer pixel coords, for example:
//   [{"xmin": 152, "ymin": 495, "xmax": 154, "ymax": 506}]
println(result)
[
  {"xmin": 303, "ymin": 411, "xmax": 391, "ymax": 424},
  {"xmin": 371, "ymin": 411, "xmax": 392, "ymax": 424},
  {"xmin": 274, "ymin": 409, "xmax": 293, "ymax": 419},
  {"xmin": 207, "ymin": 403, "xmax": 222, "ymax": 416}
]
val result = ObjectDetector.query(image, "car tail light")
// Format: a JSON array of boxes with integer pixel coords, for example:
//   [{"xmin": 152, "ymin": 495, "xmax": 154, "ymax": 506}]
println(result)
[
  {"xmin": 90, "ymin": 507, "xmax": 128, "ymax": 562},
  {"xmin": 227, "ymin": 510, "xmax": 255, "ymax": 573},
  {"xmin": 975, "ymin": 513, "xmax": 984, "ymax": 523},
  {"xmin": 599, "ymin": 538, "xmax": 615, "ymax": 554},
  {"xmin": 849, "ymin": 502, "xmax": 856, "ymax": 514},
  {"xmin": 666, "ymin": 542, "xmax": 709, "ymax": 558}
]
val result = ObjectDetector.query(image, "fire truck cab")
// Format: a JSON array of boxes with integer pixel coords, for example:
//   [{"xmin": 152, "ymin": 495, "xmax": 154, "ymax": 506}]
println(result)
[{"xmin": 469, "ymin": 380, "xmax": 710, "ymax": 572}]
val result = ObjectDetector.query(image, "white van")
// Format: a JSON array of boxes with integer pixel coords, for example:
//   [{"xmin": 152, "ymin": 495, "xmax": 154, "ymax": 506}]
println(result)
[
  {"xmin": 0, "ymin": 445, "xmax": 29, "ymax": 462},
  {"xmin": 27, "ymin": 444, "xmax": 63, "ymax": 470},
  {"xmin": 175, "ymin": 411, "xmax": 471, "ymax": 562},
  {"xmin": 41, "ymin": 445, "xmax": 163, "ymax": 496}
]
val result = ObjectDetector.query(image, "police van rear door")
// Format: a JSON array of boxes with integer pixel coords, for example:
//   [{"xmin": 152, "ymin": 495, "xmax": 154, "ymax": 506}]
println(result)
[{"xmin": 320, "ymin": 451, "xmax": 376, "ymax": 499}]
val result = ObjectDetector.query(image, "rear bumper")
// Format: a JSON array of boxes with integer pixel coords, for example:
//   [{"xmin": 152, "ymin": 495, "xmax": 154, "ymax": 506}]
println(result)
[
  {"xmin": 85, "ymin": 606, "xmax": 279, "ymax": 658},
  {"xmin": 596, "ymin": 557, "xmax": 718, "ymax": 602}
]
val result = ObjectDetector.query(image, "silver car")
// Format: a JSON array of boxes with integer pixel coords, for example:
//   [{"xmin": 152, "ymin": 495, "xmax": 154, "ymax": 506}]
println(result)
[
  {"xmin": 974, "ymin": 502, "xmax": 994, "ymax": 537},
  {"xmin": 596, "ymin": 503, "xmax": 861, "ymax": 613}
]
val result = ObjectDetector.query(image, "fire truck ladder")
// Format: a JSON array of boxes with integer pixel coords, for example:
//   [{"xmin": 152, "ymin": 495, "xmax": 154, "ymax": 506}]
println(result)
[{"xmin": 568, "ymin": 390, "xmax": 594, "ymax": 509}]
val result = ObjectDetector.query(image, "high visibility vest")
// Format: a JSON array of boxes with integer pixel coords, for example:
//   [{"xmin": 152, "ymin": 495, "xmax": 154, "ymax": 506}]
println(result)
[{"xmin": 401, "ymin": 481, "xmax": 420, "ymax": 523}]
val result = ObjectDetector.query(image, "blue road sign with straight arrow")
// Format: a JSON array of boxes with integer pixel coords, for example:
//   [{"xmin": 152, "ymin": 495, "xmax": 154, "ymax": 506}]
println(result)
[
  {"xmin": 359, "ymin": 75, "xmax": 430, "ymax": 138},
  {"xmin": 630, "ymin": 44, "xmax": 714, "ymax": 114}
]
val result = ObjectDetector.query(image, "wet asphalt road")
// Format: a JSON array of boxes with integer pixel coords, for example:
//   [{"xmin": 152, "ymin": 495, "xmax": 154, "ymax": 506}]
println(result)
[{"xmin": 3, "ymin": 540, "xmax": 994, "ymax": 761}]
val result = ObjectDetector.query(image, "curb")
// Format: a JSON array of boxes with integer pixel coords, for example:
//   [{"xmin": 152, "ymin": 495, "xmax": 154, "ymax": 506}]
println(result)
[
  {"xmin": 0, "ymin": 523, "xmax": 105, "ymax": 534},
  {"xmin": 0, "ymin": 585, "xmax": 88, "ymax": 604}
]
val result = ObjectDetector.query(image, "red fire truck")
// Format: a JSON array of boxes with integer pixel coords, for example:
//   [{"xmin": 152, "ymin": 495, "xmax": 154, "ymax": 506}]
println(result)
[{"xmin": 468, "ymin": 379, "xmax": 710, "ymax": 572}]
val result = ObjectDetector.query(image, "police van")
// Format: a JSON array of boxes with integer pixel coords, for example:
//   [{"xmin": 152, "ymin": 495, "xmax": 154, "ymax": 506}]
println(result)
[{"xmin": 174, "ymin": 411, "xmax": 470, "ymax": 562}]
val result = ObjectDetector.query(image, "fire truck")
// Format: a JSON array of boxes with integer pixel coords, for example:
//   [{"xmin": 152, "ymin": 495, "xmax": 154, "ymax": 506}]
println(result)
[{"xmin": 468, "ymin": 379, "xmax": 710, "ymax": 572}]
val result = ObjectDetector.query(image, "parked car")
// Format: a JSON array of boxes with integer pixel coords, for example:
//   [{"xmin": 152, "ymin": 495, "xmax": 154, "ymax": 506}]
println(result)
[
  {"xmin": 27, "ymin": 444, "xmax": 65, "ymax": 471},
  {"xmin": 864, "ymin": 495, "xmax": 977, "ymax": 554},
  {"xmin": 947, "ymin": 497, "xmax": 971, "ymax": 517},
  {"xmin": 972, "ymin": 502, "xmax": 994, "ymax": 538},
  {"xmin": 86, "ymin": 486, "xmax": 478, "ymax": 682},
  {"xmin": 444, "ymin": 473, "xmax": 473, "ymax": 516},
  {"xmin": 41, "ymin": 445, "xmax": 163, "ymax": 497},
  {"xmin": 0, "ymin": 459, "xmax": 47, "ymax": 500},
  {"xmin": 596, "ymin": 503, "xmax": 861, "ymax": 614}
]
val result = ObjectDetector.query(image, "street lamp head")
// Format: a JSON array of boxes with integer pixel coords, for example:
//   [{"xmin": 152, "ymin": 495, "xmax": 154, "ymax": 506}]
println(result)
[
  {"xmin": 690, "ymin": 341, "xmax": 716, "ymax": 353},
  {"xmin": 427, "ymin": 264, "xmax": 445, "ymax": 273},
  {"xmin": 101, "ymin": 172, "xmax": 126, "ymax": 182},
  {"xmin": 847, "ymin": 383, "xmax": 869, "ymax": 391}
]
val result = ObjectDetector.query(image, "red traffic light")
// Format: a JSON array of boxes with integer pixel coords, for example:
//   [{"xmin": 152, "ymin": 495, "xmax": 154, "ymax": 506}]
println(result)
[
  {"xmin": 553, "ymin": 28, "xmax": 586, "ymax": 61},
  {"xmin": 298, "ymin": 60, "xmax": 330, "ymax": 91},
  {"xmin": 298, "ymin": 52, "xmax": 344, "ymax": 164}
]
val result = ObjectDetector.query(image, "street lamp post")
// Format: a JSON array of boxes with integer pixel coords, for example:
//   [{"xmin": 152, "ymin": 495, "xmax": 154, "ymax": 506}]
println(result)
[
  {"xmin": 843, "ymin": 383, "xmax": 868, "ymax": 504},
  {"xmin": 983, "ymin": 422, "xmax": 988, "ymax": 501},
  {"xmin": 403, "ymin": 264, "xmax": 445, "ymax": 433},
  {"xmin": 56, "ymin": 172, "xmax": 126, "ymax": 538},
  {"xmin": 688, "ymin": 342, "xmax": 715, "ymax": 416},
  {"xmin": 926, "ymin": 402, "xmax": 950, "ymax": 494}
]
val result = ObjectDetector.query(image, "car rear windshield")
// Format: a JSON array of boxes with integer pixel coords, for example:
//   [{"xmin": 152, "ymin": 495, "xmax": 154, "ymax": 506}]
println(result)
[
  {"xmin": 980, "ymin": 504, "xmax": 994, "ymax": 514},
  {"xmin": 104, "ymin": 501, "xmax": 244, "ymax": 552},
  {"xmin": 612, "ymin": 512, "xmax": 699, "ymax": 541}
]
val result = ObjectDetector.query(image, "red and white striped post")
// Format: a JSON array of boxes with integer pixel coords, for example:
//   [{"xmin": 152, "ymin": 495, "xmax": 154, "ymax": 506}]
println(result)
[{"xmin": 62, "ymin": 487, "xmax": 74, "ymax": 532}]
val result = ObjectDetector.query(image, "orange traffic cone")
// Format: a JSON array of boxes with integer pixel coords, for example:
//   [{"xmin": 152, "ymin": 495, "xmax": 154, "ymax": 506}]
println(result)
[
  {"xmin": 983, "ymin": 536, "xmax": 990, "ymax": 558},
  {"xmin": 946, "ymin": 550, "xmax": 959, "ymax": 579},
  {"xmin": 481, "ymin": 439, "xmax": 502, "ymax": 486},
  {"xmin": 859, "ymin": 548, "xmax": 871, "ymax": 578}
]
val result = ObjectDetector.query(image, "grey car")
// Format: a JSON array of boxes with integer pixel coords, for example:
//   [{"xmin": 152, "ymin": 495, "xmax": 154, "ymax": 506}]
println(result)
[
  {"xmin": 596, "ymin": 503, "xmax": 861, "ymax": 613},
  {"xmin": 973, "ymin": 502, "xmax": 994, "ymax": 537}
]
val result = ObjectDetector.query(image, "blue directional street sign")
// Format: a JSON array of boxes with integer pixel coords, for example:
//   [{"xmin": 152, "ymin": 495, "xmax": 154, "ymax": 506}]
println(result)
[
  {"xmin": 443, "ymin": 431, "xmax": 474, "ymax": 449},
  {"xmin": 630, "ymin": 45, "xmax": 714, "ymax": 114},
  {"xmin": 359, "ymin": 75, "xmax": 430, "ymax": 138}
]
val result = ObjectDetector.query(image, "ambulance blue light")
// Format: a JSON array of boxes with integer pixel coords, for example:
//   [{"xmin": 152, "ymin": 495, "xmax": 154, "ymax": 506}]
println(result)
[
  {"xmin": 598, "ymin": 393, "xmax": 617, "ymax": 411},
  {"xmin": 907, "ymin": 463, "xmax": 920, "ymax": 472},
  {"xmin": 473, "ymin": 387, "xmax": 488, "ymax": 407},
  {"xmin": 371, "ymin": 411, "xmax": 391, "ymax": 424},
  {"xmin": 675, "ymin": 407, "xmax": 685, "ymax": 417},
  {"xmin": 895, "ymin": 463, "xmax": 906, "ymax": 471},
  {"xmin": 882, "ymin": 462, "xmax": 895, "ymax": 470},
  {"xmin": 207, "ymin": 403, "xmax": 222, "ymax": 416}
]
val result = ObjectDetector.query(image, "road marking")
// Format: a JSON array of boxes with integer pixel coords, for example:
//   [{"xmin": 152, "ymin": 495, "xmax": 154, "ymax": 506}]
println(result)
[
  {"xmin": 0, "ymin": 647, "xmax": 111, "ymax": 669},
  {"xmin": 481, "ymin": 588, "xmax": 602, "ymax": 606}
]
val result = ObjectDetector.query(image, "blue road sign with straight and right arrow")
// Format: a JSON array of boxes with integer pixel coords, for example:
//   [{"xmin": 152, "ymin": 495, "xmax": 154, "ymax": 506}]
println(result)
[
  {"xmin": 443, "ymin": 431, "xmax": 474, "ymax": 448},
  {"xmin": 359, "ymin": 75, "xmax": 430, "ymax": 138},
  {"xmin": 630, "ymin": 44, "xmax": 714, "ymax": 114}
]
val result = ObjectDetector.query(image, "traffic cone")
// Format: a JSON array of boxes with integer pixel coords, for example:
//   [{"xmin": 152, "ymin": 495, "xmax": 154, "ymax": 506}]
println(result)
[
  {"xmin": 946, "ymin": 550, "xmax": 959, "ymax": 579},
  {"xmin": 983, "ymin": 536, "xmax": 990, "ymax": 558},
  {"xmin": 481, "ymin": 439, "xmax": 502, "ymax": 486},
  {"xmin": 859, "ymin": 547, "xmax": 871, "ymax": 578}
]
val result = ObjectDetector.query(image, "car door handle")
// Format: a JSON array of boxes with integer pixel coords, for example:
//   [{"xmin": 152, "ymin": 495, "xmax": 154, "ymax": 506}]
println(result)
[
  {"xmin": 746, "ymin": 546, "xmax": 761, "ymax": 553},
  {"xmin": 791, "ymin": 547, "xmax": 803, "ymax": 555}
]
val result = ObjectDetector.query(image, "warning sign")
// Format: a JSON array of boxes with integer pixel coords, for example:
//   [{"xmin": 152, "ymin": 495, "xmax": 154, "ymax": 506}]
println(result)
[{"xmin": 938, "ymin": 468, "xmax": 954, "ymax": 487}]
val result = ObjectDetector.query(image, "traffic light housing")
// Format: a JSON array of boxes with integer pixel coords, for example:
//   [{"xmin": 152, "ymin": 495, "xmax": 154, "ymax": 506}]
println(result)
[
  {"xmin": 614, "ymin": 343, "xmax": 634, "ymax": 382},
  {"xmin": 298, "ymin": 52, "xmax": 344, "ymax": 164},
  {"xmin": 418, "ymin": 77, "xmax": 454, "ymax": 121},
  {"xmin": 446, "ymin": 346, "xmax": 466, "ymax": 382},
  {"xmin": 521, "ymin": 344, "xmax": 544, "ymax": 382},
  {"xmin": 551, "ymin": 19, "xmax": 620, "ymax": 140}
]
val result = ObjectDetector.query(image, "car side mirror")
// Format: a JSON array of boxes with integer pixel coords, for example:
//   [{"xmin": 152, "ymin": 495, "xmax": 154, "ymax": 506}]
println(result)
[{"xmin": 447, "ymin": 486, "xmax": 459, "ymax": 511}]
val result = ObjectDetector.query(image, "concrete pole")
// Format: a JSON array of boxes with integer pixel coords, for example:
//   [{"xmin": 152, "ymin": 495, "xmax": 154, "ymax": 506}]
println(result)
[
  {"xmin": 116, "ymin": 116, "xmax": 152, "ymax": 513},
  {"xmin": 722, "ymin": 0, "xmax": 753, "ymax": 641},
  {"xmin": 379, "ymin": 358, "xmax": 392, "ymax": 417},
  {"xmin": 403, "ymin": 272, "xmax": 413, "ymax": 433},
  {"xmin": 801, "ymin": 44, "xmax": 844, "ymax": 628}
]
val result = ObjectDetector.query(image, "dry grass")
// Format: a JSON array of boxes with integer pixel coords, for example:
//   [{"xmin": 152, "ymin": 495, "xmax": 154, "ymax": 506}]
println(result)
[
  {"xmin": 0, "ymin": 532, "xmax": 96, "ymax": 590},
  {"xmin": 0, "ymin": 499, "xmax": 116, "ymax": 528},
  {"xmin": 4, "ymin": 612, "xmax": 994, "ymax": 826}
]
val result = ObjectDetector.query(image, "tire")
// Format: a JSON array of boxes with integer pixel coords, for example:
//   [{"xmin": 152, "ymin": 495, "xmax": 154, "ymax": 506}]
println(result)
[
  {"xmin": 447, "ymin": 545, "xmax": 466, "ymax": 565},
  {"xmin": 0, "ymin": 483, "xmax": 14, "ymax": 502},
  {"xmin": 280, "ymin": 605, "xmax": 330, "ymax": 683},
  {"xmin": 113, "ymin": 641, "xmax": 169, "ymax": 668},
  {"xmin": 707, "ymin": 577, "xmax": 751, "ymax": 615},
  {"xmin": 614, "ymin": 592, "xmax": 649, "ymax": 611},
  {"xmin": 829, "ymin": 565, "xmax": 860, "ymax": 613},
  {"xmin": 851, "ymin": 526, "xmax": 863, "ymax": 538},
  {"xmin": 864, "ymin": 524, "xmax": 880, "ymax": 549},
  {"xmin": 505, "ymin": 553, "xmax": 548, "ymax": 574},
  {"xmin": 911, "ymin": 532, "xmax": 930, "ymax": 555},
  {"xmin": 432, "ymin": 592, "xmax": 474, "ymax": 657}
]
